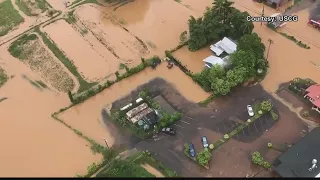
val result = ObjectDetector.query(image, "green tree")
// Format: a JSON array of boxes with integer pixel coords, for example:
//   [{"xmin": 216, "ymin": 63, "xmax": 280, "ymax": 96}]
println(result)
[
  {"xmin": 229, "ymin": 50, "xmax": 257, "ymax": 77},
  {"xmin": 194, "ymin": 68, "xmax": 211, "ymax": 91},
  {"xmin": 196, "ymin": 149, "xmax": 211, "ymax": 166},
  {"xmin": 226, "ymin": 67, "xmax": 247, "ymax": 87},
  {"xmin": 208, "ymin": 64, "xmax": 225, "ymax": 82},
  {"xmin": 260, "ymin": 100, "xmax": 273, "ymax": 112},
  {"xmin": 202, "ymin": 7, "xmax": 226, "ymax": 41},
  {"xmin": 188, "ymin": 16, "xmax": 207, "ymax": 51},
  {"xmin": 180, "ymin": 30, "xmax": 188, "ymax": 44},
  {"xmin": 211, "ymin": 78, "xmax": 232, "ymax": 95},
  {"xmin": 228, "ymin": 10, "xmax": 254, "ymax": 39},
  {"xmin": 212, "ymin": 0, "xmax": 234, "ymax": 24},
  {"xmin": 251, "ymin": 151, "xmax": 264, "ymax": 166},
  {"xmin": 237, "ymin": 33, "xmax": 265, "ymax": 59}
]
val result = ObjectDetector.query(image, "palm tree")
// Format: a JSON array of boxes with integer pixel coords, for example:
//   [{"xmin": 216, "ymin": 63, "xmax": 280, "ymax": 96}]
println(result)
[{"xmin": 212, "ymin": 0, "xmax": 234, "ymax": 24}]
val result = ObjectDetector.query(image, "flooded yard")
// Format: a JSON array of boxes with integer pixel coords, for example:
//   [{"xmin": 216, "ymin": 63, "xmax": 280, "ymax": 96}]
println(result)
[
  {"xmin": 0, "ymin": 45, "xmax": 101, "ymax": 177},
  {"xmin": 58, "ymin": 63, "xmax": 210, "ymax": 147},
  {"xmin": 74, "ymin": 4, "xmax": 149, "ymax": 67},
  {"xmin": 172, "ymin": 45, "xmax": 212, "ymax": 73},
  {"xmin": 43, "ymin": 20, "xmax": 111, "ymax": 82}
]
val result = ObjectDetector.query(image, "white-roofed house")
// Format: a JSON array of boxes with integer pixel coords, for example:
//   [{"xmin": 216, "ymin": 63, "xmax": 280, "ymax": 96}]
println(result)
[
  {"xmin": 203, "ymin": 55, "xmax": 229, "ymax": 69},
  {"xmin": 210, "ymin": 37, "xmax": 237, "ymax": 56}
]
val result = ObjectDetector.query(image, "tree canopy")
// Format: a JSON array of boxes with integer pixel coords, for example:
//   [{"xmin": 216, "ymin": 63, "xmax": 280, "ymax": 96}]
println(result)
[{"xmin": 187, "ymin": 0, "xmax": 254, "ymax": 51}]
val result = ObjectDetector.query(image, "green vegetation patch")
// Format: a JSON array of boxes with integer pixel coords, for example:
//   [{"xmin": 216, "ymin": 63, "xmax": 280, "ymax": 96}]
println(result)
[
  {"xmin": 0, "ymin": 0, "xmax": 24, "ymax": 37},
  {"xmin": 0, "ymin": 67, "xmax": 8, "ymax": 88},
  {"xmin": 15, "ymin": 0, "xmax": 51, "ymax": 16}
]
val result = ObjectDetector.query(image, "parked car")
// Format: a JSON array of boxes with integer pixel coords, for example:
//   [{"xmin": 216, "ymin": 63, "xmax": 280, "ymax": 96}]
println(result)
[
  {"xmin": 189, "ymin": 144, "xmax": 196, "ymax": 157},
  {"xmin": 247, "ymin": 105, "xmax": 254, "ymax": 117},
  {"xmin": 161, "ymin": 127, "xmax": 176, "ymax": 135},
  {"xmin": 201, "ymin": 136, "xmax": 209, "ymax": 148}
]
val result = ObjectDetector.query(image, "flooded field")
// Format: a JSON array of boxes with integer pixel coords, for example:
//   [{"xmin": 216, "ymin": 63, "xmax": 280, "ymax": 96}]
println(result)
[
  {"xmin": 75, "ymin": 4, "xmax": 149, "ymax": 67},
  {"xmin": 43, "ymin": 20, "xmax": 112, "ymax": 81},
  {"xmin": 8, "ymin": 33, "xmax": 75, "ymax": 92},
  {"xmin": 0, "ymin": 45, "xmax": 101, "ymax": 177},
  {"xmin": 111, "ymin": 0, "xmax": 197, "ymax": 56},
  {"xmin": 58, "ymin": 63, "xmax": 210, "ymax": 147}
]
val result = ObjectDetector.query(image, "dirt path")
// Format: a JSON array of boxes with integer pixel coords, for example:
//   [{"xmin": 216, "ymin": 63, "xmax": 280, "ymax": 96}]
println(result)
[{"xmin": 141, "ymin": 163, "xmax": 164, "ymax": 177}]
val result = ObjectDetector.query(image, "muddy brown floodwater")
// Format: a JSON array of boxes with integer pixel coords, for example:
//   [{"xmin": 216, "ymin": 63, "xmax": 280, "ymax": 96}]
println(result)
[
  {"xmin": 109, "ymin": 0, "xmax": 197, "ymax": 56},
  {"xmin": 0, "ymin": 45, "xmax": 101, "ymax": 177},
  {"xmin": 43, "ymin": 20, "xmax": 112, "ymax": 82},
  {"xmin": 58, "ymin": 63, "xmax": 210, "ymax": 147},
  {"xmin": 75, "ymin": 5, "xmax": 149, "ymax": 67}
]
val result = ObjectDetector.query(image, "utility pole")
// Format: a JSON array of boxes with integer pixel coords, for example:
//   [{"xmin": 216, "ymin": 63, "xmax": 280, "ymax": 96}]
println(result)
[
  {"xmin": 266, "ymin": 39, "xmax": 274, "ymax": 62},
  {"xmin": 102, "ymin": 138, "xmax": 109, "ymax": 149},
  {"xmin": 261, "ymin": 5, "xmax": 265, "ymax": 26}
]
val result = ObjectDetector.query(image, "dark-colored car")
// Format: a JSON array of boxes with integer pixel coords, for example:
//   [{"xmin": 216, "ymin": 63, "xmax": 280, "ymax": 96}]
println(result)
[
  {"xmin": 161, "ymin": 127, "xmax": 176, "ymax": 135},
  {"xmin": 201, "ymin": 136, "xmax": 209, "ymax": 148},
  {"xmin": 189, "ymin": 144, "xmax": 196, "ymax": 157}
]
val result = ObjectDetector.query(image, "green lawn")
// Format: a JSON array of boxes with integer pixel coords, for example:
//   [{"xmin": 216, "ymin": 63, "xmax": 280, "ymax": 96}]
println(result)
[
  {"xmin": 0, "ymin": 0, "xmax": 24, "ymax": 36},
  {"xmin": 15, "ymin": 0, "xmax": 50, "ymax": 16},
  {"xmin": 0, "ymin": 67, "xmax": 8, "ymax": 88}
]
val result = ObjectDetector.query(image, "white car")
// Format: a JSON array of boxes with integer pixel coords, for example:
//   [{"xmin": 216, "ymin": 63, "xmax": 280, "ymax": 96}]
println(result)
[{"xmin": 247, "ymin": 105, "xmax": 254, "ymax": 117}]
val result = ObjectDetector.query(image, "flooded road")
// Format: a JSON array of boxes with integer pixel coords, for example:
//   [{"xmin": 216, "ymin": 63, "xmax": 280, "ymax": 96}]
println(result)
[
  {"xmin": 43, "ymin": 20, "xmax": 112, "ymax": 81},
  {"xmin": 59, "ymin": 63, "xmax": 210, "ymax": 147},
  {"xmin": 0, "ymin": 45, "xmax": 101, "ymax": 177}
]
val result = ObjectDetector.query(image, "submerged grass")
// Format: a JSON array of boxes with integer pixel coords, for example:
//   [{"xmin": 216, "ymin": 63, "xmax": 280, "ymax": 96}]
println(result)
[
  {"xmin": 0, "ymin": 97, "xmax": 8, "ymax": 102},
  {"xmin": 0, "ymin": 0, "xmax": 24, "ymax": 36},
  {"xmin": 34, "ymin": 27, "xmax": 96, "ymax": 93},
  {"xmin": 15, "ymin": 0, "xmax": 50, "ymax": 16},
  {"xmin": 0, "ymin": 67, "xmax": 8, "ymax": 88}
]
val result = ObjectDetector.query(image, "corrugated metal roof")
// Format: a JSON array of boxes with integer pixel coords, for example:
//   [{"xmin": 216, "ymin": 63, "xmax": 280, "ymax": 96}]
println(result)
[
  {"xmin": 210, "ymin": 44, "xmax": 224, "ymax": 56},
  {"xmin": 126, "ymin": 103, "xmax": 148, "ymax": 119},
  {"xmin": 129, "ymin": 108, "xmax": 154, "ymax": 124},
  {"xmin": 216, "ymin": 37, "xmax": 237, "ymax": 54},
  {"xmin": 203, "ymin": 55, "xmax": 226, "ymax": 67}
]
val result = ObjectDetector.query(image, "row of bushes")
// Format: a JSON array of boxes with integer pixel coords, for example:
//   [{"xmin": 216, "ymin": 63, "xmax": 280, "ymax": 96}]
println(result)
[
  {"xmin": 279, "ymin": 32, "xmax": 311, "ymax": 49},
  {"xmin": 251, "ymin": 151, "xmax": 271, "ymax": 169},
  {"xmin": 69, "ymin": 56, "xmax": 161, "ymax": 105}
]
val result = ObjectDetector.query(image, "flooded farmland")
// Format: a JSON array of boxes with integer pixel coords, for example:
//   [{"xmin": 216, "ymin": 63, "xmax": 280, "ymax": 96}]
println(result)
[
  {"xmin": 75, "ymin": 4, "xmax": 149, "ymax": 67},
  {"xmin": 43, "ymin": 20, "xmax": 112, "ymax": 81},
  {"xmin": 0, "ymin": 45, "xmax": 101, "ymax": 177},
  {"xmin": 58, "ymin": 63, "xmax": 210, "ymax": 146},
  {"xmin": 0, "ymin": 0, "xmax": 320, "ymax": 177},
  {"xmin": 111, "ymin": 0, "xmax": 197, "ymax": 56}
]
